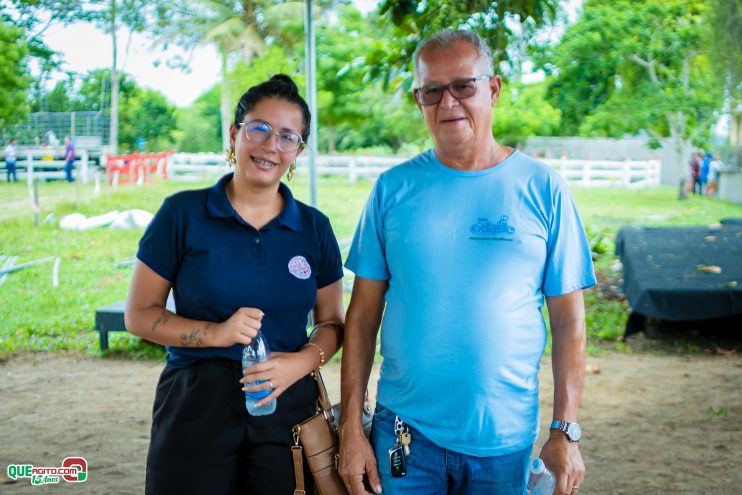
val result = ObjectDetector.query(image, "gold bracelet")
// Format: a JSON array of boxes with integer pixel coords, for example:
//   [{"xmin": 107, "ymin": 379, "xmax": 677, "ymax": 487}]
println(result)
[{"xmin": 303, "ymin": 342, "xmax": 325, "ymax": 369}]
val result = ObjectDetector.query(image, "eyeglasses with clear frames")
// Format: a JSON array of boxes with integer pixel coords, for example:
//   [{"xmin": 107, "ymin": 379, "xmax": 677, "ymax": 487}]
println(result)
[
  {"xmin": 239, "ymin": 120, "xmax": 305, "ymax": 153},
  {"xmin": 413, "ymin": 74, "xmax": 493, "ymax": 106}
]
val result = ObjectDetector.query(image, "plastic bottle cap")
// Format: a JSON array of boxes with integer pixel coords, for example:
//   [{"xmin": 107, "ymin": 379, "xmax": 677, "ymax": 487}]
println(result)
[{"xmin": 530, "ymin": 458, "xmax": 546, "ymax": 474}]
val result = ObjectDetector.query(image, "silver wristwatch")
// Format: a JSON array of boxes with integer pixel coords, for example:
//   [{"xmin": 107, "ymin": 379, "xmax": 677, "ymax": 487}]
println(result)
[{"xmin": 550, "ymin": 420, "xmax": 581, "ymax": 442}]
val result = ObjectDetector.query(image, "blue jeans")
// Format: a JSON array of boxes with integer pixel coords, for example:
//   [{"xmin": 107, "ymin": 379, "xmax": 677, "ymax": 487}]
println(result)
[
  {"xmin": 371, "ymin": 403, "xmax": 530, "ymax": 495},
  {"xmin": 64, "ymin": 161, "xmax": 75, "ymax": 182},
  {"xmin": 5, "ymin": 160, "xmax": 16, "ymax": 182}
]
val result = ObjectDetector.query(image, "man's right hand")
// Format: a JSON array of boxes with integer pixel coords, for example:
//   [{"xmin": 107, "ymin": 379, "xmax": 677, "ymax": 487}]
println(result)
[
  {"xmin": 210, "ymin": 307, "xmax": 262, "ymax": 347},
  {"xmin": 338, "ymin": 427, "xmax": 382, "ymax": 495}
]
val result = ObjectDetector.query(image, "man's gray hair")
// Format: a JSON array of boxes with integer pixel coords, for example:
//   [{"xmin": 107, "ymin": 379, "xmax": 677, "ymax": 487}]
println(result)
[{"xmin": 412, "ymin": 29, "xmax": 494, "ymax": 85}]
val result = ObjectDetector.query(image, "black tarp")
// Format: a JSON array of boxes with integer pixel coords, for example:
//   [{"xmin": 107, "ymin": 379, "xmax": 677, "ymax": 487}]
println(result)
[{"xmin": 615, "ymin": 224, "xmax": 742, "ymax": 322}]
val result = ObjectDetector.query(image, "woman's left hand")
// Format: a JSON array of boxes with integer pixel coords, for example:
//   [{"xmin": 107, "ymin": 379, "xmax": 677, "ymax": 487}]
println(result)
[{"xmin": 240, "ymin": 351, "xmax": 315, "ymax": 406}]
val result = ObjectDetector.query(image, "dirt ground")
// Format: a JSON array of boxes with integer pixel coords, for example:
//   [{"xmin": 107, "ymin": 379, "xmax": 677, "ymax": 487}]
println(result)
[{"xmin": 1, "ymin": 346, "xmax": 741, "ymax": 494}]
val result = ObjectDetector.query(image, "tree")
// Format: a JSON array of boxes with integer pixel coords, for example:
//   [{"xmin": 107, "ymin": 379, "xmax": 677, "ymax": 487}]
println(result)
[
  {"xmin": 229, "ymin": 45, "xmax": 302, "ymax": 105},
  {"xmin": 0, "ymin": 0, "xmax": 89, "ymax": 56},
  {"xmin": 492, "ymin": 81, "xmax": 561, "ymax": 148},
  {"xmin": 37, "ymin": 68, "xmax": 139, "ymax": 112},
  {"xmin": 540, "ymin": 0, "xmax": 724, "ymax": 191},
  {"xmin": 2, "ymin": 0, "xmax": 168, "ymax": 153},
  {"xmin": 151, "ymin": 0, "xmax": 305, "ymax": 152},
  {"xmin": 174, "ymin": 5, "xmax": 430, "ymax": 155},
  {"xmin": 350, "ymin": 89, "xmax": 430, "ymax": 153},
  {"xmin": 30, "ymin": 68, "xmax": 176, "ymax": 151},
  {"xmin": 175, "ymin": 88, "xmax": 222, "ymax": 152},
  {"xmin": 315, "ymin": 5, "xmax": 384, "ymax": 153},
  {"xmin": 198, "ymin": 0, "xmax": 266, "ymax": 152},
  {"xmin": 118, "ymin": 88, "xmax": 177, "ymax": 151},
  {"xmin": 0, "ymin": 20, "xmax": 31, "ymax": 127},
  {"xmin": 35, "ymin": 74, "xmax": 76, "ymax": 113},
  {"xmin": 174, "ymin": 44, "xmax": 299, "ymax": 153},
  {"xmin": 707, "ymin": 0, "xmax": 742, "ymax": 150},
  {"xmin": 77, "ymin": 68, "xmax": 139, "ymax": 112},
  {"xmin": 707, "ymin": 0, "xmax": 742, "ymax": 103},
  {"xmin": 367, "ymin": 0, "xmax": 558, "ymax": 89},
  {"xmin": 0, "ymin": 0, "xmax": 81, "ymax": 117},
  {"xmin": 534, "ymin": 3, "xmax": 622, "ymax": 136},
  {"xmin": 90, "ymin": 0, "xmax": 169, "ymax": 153}
]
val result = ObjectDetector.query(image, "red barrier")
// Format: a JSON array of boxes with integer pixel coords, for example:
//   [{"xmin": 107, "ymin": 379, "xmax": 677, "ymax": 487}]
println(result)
[{"xmin": 105, "ymin": 152, "xmax": 171, "ymax": 185}]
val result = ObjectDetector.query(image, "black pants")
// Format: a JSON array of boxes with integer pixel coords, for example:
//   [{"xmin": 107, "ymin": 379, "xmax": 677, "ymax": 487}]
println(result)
[{"xmin": 145, "ymin": 359, "xmax": 317, "ymax": 495}]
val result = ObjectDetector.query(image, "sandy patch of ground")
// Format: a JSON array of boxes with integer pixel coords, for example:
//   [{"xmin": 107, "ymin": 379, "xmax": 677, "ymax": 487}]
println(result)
[{"xmin": 1, "ymin": 351, "xmax": 740, "ymax": 494}]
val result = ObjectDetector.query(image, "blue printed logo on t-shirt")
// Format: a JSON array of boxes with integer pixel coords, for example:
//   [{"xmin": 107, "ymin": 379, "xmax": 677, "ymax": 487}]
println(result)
[{"xmin": 469, "ymin": 215, "xmax": 515, "ymax": 241}]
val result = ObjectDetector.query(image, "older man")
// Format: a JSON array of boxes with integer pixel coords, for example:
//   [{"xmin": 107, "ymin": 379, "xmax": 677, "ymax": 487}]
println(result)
[{"xmin": 339, "ymin": 29, "xmax": 596, "ymax": 495}]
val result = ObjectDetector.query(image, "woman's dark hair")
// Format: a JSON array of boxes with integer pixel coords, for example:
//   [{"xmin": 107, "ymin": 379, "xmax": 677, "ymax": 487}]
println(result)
[{"xmin": 233, "ymin": 74, "xmax": 311, "ymax": 141}]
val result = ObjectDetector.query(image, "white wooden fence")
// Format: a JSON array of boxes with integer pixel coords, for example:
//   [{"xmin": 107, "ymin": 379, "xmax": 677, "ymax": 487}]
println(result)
[
  {"xmin": 7, "ymin": 151, "xmax": 91, "ymax": 183},
  {"xmin": 542, "ymin": 157, "xmax": 661, "ymax": 189},
  {"xmin": 167, "ymin": 152, "xmax": 661, "ymax": 188},
  {"xmin": 168, "ymin": 153, "xmax": 230, "ymax": 181}
]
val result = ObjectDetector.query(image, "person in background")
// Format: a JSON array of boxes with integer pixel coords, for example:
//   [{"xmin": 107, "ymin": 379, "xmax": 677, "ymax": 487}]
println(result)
[
  {"xmin": 338, "ymin": 29, "xmax": 596, "ymax": 495},
  {"xmin": 699, "ymin": 152, "xmax": 712, "ymax": 195},
  {"xmin": 705, "ymin": 154, "xmax": 724, "ymax": 196},
  {"xmin": 690, "ymin": 152, "xmax": 702, "ymax": 195},
  {"xmin": 63, "ymin": 136, "xmax": 76, "ymax": 183},
  {"xmin": 125, "ymin": 75, "xmax": 345, "ymax": 495},
  {"xmin": 46, "ymin": 129, "xmax": 60, "ymax": 146},
  {"xmin": 3, "ymin": 138, "xmax": 18, "ymax": 183}
]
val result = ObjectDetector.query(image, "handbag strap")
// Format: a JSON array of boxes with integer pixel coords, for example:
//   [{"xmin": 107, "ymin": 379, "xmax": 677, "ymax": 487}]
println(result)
[
  {"xmin": 291, "ymin": 445, "xmax": 306, "ymax": 495},
  {"xmin": 290, "ymin": 370, "xmax": 332, "ymax": 495},
  {"xmin": 312, "ymin": 370, "xmax": 333, "ymax": 413}
]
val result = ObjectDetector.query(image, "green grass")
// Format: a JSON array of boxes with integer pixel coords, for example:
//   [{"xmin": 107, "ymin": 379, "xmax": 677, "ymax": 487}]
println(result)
[
  {"xmin": 0, "ymin": 177, "xmax": 740, "ymax": 360},
  {"xmin": 574, "ymin": 187, "xmax": 742, "ymax": 228}
]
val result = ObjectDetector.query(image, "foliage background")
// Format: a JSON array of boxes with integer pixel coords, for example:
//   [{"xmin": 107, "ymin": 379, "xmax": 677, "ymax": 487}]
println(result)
[{"xmin": 0, "ymin": 0, "xmax": 734, "ymax": 157}]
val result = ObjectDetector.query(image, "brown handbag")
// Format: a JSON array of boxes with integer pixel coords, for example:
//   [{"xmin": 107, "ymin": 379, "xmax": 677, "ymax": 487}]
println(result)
[{"xmin": 291, "ymin": 371, "xmax": 372, "ymax": 495}]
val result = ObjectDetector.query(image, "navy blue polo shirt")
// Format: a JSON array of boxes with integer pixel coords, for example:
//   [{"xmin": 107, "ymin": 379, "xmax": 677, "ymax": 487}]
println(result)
[{"xmin": 136, "ymin": 173, "xmax": 344, "ymax": 368}]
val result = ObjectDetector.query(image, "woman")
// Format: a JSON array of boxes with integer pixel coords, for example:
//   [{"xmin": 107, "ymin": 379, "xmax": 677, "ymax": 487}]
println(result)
[{"xmin": 125, "ymin": 74, "xmax": 344, "ymax": 494}]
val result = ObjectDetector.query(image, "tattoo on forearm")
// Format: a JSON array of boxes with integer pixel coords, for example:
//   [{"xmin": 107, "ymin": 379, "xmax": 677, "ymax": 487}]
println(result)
[
  {"xmin": 150, "ymin": 309, "xmax": 173, "ymax": 332},
  {"xmin": 180, "ymin": 323, "xmax": 212, "ymax": 347}
]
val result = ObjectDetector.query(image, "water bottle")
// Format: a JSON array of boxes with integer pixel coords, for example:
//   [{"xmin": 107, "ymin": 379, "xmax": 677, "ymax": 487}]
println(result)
[
  {"xmin": 241, "ymin": 330, "xmax": 276, "ymax": 416},
  {"xmin": 527, "ymin": 458, "xmax": 556, "ymax": 495}
]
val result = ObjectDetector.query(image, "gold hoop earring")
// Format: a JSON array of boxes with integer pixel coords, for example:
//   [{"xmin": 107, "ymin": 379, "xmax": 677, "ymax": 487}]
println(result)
[
  {"xmin": 287, "ymin": 162, "xmax": 296, "ymax": 181},
  {"xmin": 225, "ymin": 147, "xmax": 236, "ymax": 166}
]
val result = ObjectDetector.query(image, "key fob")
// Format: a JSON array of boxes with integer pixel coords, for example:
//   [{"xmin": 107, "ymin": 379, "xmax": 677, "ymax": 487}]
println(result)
[{"xmin": 388, "ymin": 444, "xmax": 407, "ymax": 477}]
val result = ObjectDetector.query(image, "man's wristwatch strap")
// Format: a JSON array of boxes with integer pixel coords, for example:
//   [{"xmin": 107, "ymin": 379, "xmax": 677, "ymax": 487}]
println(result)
[{"xmin": 550, "ymin": 419, "xmax": 581, "ymax": 442}]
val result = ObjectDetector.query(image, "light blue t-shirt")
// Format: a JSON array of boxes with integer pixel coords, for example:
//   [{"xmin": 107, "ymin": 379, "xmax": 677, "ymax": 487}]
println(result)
[{"xmin": 345, "ymin": 149, "xmax": 596, "ymax": 457}]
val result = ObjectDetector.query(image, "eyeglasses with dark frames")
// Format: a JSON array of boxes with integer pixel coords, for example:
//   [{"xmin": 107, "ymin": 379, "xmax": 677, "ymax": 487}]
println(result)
[
  {"xmin": 413, "ymin": 75, "xmax": 493, "ymax": 106},
  {"xmin": 239, "ymin": 120, "xmax": 305, "ymax": 153}
]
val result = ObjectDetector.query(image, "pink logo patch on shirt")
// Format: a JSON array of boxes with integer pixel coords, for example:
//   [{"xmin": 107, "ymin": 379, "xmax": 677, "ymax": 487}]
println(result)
[{"xmin": 288, "ymin": 255, "xmax": 312, "ymax": 280}]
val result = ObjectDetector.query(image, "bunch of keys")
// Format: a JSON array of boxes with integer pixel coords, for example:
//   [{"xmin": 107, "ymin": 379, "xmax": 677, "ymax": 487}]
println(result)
[{"xmin": 388, "ymin": 416, "xmax": 412, "ymax": 478}]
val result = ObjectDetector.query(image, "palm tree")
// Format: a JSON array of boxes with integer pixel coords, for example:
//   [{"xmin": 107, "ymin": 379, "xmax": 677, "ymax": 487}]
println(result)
[
  {"xmin": 153, "ymin": 0, "xmax": 306, "ymax": 151},
  {"xmin": 201, "ymin": 1, "xmax": 266, "ymax": 151}
]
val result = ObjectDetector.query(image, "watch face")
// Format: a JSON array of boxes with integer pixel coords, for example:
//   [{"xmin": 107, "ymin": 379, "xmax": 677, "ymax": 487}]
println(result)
[{"xmin": 567, "ymin": 423, "xmax": 582, "ymax": 441}]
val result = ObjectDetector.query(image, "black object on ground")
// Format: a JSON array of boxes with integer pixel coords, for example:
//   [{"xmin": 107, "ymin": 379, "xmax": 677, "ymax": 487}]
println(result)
[{"xmin": 616, "ymin": 224, "xmax": 742, "ymax": 338}]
